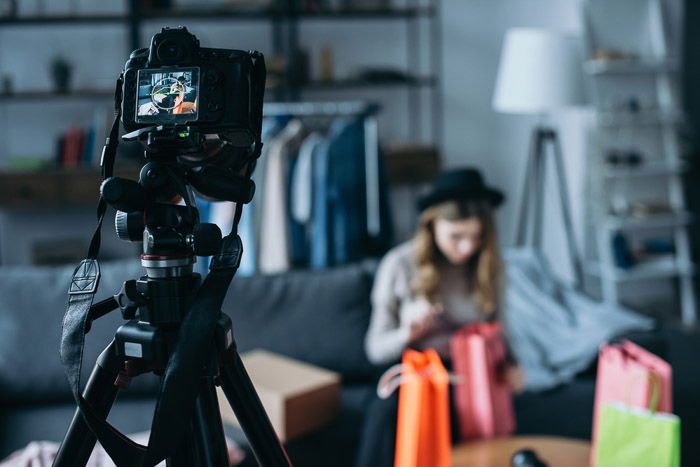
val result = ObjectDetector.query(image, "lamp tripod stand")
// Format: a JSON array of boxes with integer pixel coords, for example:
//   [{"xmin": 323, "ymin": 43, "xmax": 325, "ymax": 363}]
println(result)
[{"xmin": 515, "ymin": 126, "xmax": 584, "ymax": 288}]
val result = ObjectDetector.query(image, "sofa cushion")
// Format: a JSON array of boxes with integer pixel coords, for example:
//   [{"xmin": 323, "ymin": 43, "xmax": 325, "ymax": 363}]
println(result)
[
  {"xmin": 514, "ymin": 378, "xmax": 597, "ymax": 440},
  {"xmin": 0, "ymin": 259, "xmax": 158, "ymax": 402},
  {"xmin": 0, "ymin": 258, "xmax": 380, "ymax": 401},
  {"xmin": 223, "ymin": 261, "xmax": 379, "ymax": 380}
]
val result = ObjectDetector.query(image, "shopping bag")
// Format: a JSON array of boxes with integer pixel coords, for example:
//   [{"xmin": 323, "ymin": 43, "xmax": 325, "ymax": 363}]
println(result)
[
  {"xmin": 378, "ymin": 349, "xmax": 451, "ymax": 467},
  {"xmin": 449, "ymin": 322, "xmax": 515, "ymax": 440},
  {"xmin": 591, "ymin": 339, "xmax": 672, "ymax": 462},
  {"xmin": 595, "ymin": 375, "xmax": 681, "ymax": 467}
]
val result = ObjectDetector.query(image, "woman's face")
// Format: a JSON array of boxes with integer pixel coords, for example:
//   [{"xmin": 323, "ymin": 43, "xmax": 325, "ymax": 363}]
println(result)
[{"xmin": 433, "ymin": 217, "xmax": 483, "ymax": 266}]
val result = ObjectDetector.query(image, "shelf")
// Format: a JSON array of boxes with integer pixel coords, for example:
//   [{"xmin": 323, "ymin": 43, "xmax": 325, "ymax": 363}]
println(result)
[
  {"xmin": 0, "ymin": 167, "xmax": 140, "ymax": 209},
  {"xmin": 0, "ymin": 90, "xmax": 114, "ymax": 102},
  {"xmin": 584, "ymin": 58, "xmax": 679, "ymax": 75},
  {"xmin": 138, "ymin": 7, "xmax": 279, "ymax": 21},
  {"xmin": 596, "ymin": 111, "xmax": 682, "ymax": 127},
  {"xmin": 602, "ymin": 212, "xmax": 692, "ymax": 230},
  {"xmin": 0, "ymin": 14, "xmax": 125, "ymax": 25},
  {"xmin": 139, "ymin": 6, "xmax": 435, "ymax": 21},
  {"xmin": 0, "ymin": 7, "xmax": 434, "ymax": 25},
  {"xmin": 588, "ymin": 258, "xmax": 695, "ymax": 282},
  {"xmin": 604, "ymin": 161, "xmax": 686, "ymax": 179},
  {"xmin": 0, "ymin": 76, "xmax": 435, "ymax": 103},
  {"xmin": 290, "ymin": 7, "xmax": 435, "ymax": 19},
  {"xmin": 301, "ymin": 76, "xmax": 436, "ymax": 90}
]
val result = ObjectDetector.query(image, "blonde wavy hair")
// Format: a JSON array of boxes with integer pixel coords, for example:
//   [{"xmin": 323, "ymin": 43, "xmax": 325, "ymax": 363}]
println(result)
[{"xmin": 412, "ymin": 199, "xmax": 503, "ymax": 317}]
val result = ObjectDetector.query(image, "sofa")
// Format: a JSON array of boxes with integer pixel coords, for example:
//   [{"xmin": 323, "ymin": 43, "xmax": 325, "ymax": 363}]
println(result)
[{"xmin": 1, "ymin": 259, "xmax": 699, "ymax": 466}]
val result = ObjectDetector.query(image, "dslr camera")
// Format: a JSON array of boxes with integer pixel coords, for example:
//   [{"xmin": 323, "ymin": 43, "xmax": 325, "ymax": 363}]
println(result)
[{"xmin": 121, "ymin": 26, "xmax": 265, "ymax": 152}]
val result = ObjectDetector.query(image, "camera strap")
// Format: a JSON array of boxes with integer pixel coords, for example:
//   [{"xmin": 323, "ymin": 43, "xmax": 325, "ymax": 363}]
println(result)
[
  {"xmin": 250, "ymin": 50, "xmax": 266, "ymax": 144},
  {"xmin": 60, "ymin": 73, "xmax": 122, "ymax": 405},
  {"xmin": 59, "ymin": 71, "xmax": 256, "ymax": 465}
]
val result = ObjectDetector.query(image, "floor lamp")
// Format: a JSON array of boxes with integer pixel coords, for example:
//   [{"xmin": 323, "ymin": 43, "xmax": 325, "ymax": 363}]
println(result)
[{"xmin": 493, "ymin": 28, "xmax": 587, "ymax": 287}]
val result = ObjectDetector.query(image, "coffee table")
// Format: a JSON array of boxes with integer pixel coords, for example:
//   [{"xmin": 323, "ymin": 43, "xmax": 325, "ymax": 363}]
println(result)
[{"xmin": 452, "ymin": 435, "xmax": 591, "ymax": 466}]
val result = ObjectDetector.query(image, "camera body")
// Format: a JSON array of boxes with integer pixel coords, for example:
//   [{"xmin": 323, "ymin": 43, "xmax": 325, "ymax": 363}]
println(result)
[{"xmin": 121, "ymin": 26, "xmax": 265, "ymax": 148}]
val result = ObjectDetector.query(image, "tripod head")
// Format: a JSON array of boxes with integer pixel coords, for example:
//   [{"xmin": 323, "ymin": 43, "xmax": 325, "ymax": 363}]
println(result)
[
  {"xmin": 102, "ymin": 123, "xmax": 257, "ymax": 275},
  {"xmin": 102, "ymin": 163, "xmax": 215, "ymax": 275}
]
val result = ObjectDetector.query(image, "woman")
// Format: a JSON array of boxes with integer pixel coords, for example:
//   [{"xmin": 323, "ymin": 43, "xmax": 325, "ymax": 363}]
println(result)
[{"xmin": 357, "ymin": 167, "xmax": 524, "ymax": 466}]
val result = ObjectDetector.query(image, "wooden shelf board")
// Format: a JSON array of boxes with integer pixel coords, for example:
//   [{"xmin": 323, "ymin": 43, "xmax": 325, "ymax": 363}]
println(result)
[
  {"xmin": 0, "ymin": 7, "xmax": 434, "ymax": 25},
  {"xmin": 0, "ymin": 167, "xmax": 140, "ymax": 209},
  {"xmin": 602, "ymin": 212, "xmax": 692, "ymax": 230},
  {"xmin": 584, "ymin": 58, "xmax": 679, "ymax": 75},
  {"xmin": 604, "ymin": 161, "xmax": 686, "ymax": 179},
  {"xmin": 587, "ymin": 259, "xmax": 695, "ymax": 282}
]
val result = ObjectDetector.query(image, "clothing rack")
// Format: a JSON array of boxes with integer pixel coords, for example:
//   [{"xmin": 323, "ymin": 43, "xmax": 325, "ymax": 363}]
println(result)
[{"xmin": 263, "ymin": 101, "xmax": 382, "ymax": 236}]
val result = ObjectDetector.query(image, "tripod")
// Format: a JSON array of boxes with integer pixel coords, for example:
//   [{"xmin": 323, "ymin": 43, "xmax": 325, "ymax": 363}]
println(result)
[
  {"xmin": 515, "ymin": 126, "xmax": 584, "ymax": 288},
  {"xmin": 52, "ymin": 162, "xmax": 293, "ymax": 467}
]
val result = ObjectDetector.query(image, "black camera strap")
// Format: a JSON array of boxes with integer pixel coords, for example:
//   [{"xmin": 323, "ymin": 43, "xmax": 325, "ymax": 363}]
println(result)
[
  {"xmin": 249, "ymin": 50, "xmax": 266, "ymax": 145},
  {"xmin": 59, "ymin": 69, "xmax": 257, "ymax": 465},
  {"xmin": 60, "ymin": 73, "xmax": 122, "ymax": 404}
]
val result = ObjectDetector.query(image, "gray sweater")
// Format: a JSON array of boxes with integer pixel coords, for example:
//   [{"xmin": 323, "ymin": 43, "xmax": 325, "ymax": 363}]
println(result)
[{"xmin": 364, "ymin": 241, "xmax": 497, "ymax": 365}]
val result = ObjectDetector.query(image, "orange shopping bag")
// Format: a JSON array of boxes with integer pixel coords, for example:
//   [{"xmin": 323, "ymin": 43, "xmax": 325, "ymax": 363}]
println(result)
[
  {"xmin": 378, "ymin": 349, "xmax": 451, "ymax": 467},
  {"xmin": 450, "ymin": 322, "xmax": 516, "ymax": 440}
]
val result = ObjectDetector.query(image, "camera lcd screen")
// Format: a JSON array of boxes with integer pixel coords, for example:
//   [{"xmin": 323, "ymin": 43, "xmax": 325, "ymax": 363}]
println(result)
[{"xmin": 136, "ymin": 67, "xmax": 199, "ymax": 123}]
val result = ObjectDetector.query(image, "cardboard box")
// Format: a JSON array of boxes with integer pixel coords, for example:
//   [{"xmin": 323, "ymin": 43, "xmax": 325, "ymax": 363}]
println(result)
[{"xmin": 217, "ymin": 349, "xmax": 341, "ymax": 442}]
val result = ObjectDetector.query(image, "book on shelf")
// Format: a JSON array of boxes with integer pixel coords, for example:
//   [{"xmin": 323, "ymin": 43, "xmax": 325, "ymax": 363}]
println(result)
[{"xmin": 53, "ymin": 108, "xmax": 111, "ymax": 169}]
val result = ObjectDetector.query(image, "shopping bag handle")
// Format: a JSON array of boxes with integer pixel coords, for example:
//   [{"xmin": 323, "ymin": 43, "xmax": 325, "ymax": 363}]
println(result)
[
  {"xmin": 624, "ymin": 369, "xmax": 662, "ymax": 414},
  {"xmin": 376, "ymin": 363, "xmax": 464, "ymax": 399}
]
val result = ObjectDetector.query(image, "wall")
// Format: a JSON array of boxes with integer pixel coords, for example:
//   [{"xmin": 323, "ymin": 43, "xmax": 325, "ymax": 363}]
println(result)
[{"xmin": 440, "ymin": 0, "xmax": 589, "ymax": 283}]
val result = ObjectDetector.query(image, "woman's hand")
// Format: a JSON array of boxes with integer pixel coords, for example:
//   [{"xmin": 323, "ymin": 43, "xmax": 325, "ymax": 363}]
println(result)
[
  {"xmin": 406, "ymin": 300, "xmax": 443, "ymax": 343},
  {"xmin": 504, "ymin": 365, "xmax": 526, "ymax": 394}
]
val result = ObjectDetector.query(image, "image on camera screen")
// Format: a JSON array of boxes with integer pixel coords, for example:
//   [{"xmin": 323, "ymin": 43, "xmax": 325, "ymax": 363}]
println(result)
[{"xmin": 136, "ymin": 67, "xmax": 199, "ymax": 122}]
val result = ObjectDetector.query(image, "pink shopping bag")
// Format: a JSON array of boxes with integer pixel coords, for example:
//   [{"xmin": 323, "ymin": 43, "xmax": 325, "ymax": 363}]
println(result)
[
  {"xmin": 450, "ymin": 322, "xmax": 516, "ymax": 440},
  {"xmin": 591, "ymin": 339, "xmax": 672, "ymax": 464}
]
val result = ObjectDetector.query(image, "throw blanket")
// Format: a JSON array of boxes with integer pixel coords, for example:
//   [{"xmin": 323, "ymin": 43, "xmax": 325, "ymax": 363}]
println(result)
[
  {"xmin": 0, "ymin": 433, "xmax": 245, "ymax": 467},
  {"xmin": 503, "ymin": 247, "xmax": 654, "ymax": 391}
]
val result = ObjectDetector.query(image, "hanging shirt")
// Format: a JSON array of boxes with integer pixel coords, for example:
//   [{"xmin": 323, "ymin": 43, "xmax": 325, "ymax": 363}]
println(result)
[
  {"xmin": 310, "ymin": 117, "xmax": 394, "ymax": 267},
  {"xmin": 287, "ymin": 132, "xmax": 325, "ymax": 266},
  {"xmin": 310, "ymin": 135, "xmax": 333, "ymax": 269},
  {"xmin": 238, "ymin": 118, "xmax": 284, "ymax": 276},
  {"xmin": 259, "ymin": 119, "xmax": 305, "ymax": 273},
  {"xmin": 291, "ymin": 132, "xmax": 324, "ymax": 224},
  {"xmin": 327, "ymin": 118, "xmax": 367, "ymax": 265}
]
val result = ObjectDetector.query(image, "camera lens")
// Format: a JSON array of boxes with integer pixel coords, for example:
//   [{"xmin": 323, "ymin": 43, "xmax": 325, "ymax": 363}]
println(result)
[{"xmin": 157, "ymin": 39, "xmax": 184, "ymax": 63}]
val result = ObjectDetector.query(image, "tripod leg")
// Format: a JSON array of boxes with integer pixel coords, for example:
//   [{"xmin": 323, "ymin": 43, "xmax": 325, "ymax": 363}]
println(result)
[
  {"xmin": 165, "ymin": 432, "xmax": 196, "ymax": 467},
  {"xmin": 551, "ymin": 131, "xmax": 585, "ymax": 288},
  {"xmin": 219, "ymin": 351, "xmax": 293, "ymax": 467},
  {"xmin": 162, "ymin": 372, "xmax": 197, "ymax": 467},
  {"xmin": 53, "ymin": 341, "xmax": 123, "ymax": 467},
  {"xmin": 192, "ymin": 376, "xmax": 230, "ymax": 467},
  {"xmin": 516, "ymin": 128, "xmax": 541, "ymax": 247},
  {"xmin": 533, "ymin": 132, "xmax": 546, "ymax": 250}
]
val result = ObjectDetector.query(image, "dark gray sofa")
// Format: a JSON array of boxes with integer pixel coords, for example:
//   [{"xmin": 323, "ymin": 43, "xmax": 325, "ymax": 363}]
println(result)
[{"xmin": 1, "ymin": 259, "xmax": 698, "ymax": 466}]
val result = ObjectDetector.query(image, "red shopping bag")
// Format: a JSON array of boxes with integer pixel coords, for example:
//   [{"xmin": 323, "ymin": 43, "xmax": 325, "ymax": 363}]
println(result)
[
  {"xmin": 383, "ymin": 349, "xmax": 451, "ymax": 467},
  {"xmin": 591, "ymin": 339, "xmax": 673, "ymax": 464},
  {"xmin": 450, "ymin": 322, "xmax": 516, "ymax": 440}
]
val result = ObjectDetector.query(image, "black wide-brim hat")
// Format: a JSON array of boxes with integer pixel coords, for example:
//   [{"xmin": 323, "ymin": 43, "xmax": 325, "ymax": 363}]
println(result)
[{"xmin": 417, "ymin": 167, "xmax": 505, "ymax": 212}]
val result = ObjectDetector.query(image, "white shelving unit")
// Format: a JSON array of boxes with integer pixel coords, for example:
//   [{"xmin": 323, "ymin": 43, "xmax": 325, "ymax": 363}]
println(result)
[{"xmin": 583, "ymin": 0, "xmax": 697, "ymax": 326}]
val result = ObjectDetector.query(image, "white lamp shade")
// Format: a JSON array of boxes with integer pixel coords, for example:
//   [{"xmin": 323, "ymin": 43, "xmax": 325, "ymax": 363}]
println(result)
[{"xmin": 492, "ymin": 28, "xmax": 586, "ymax": 114}]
